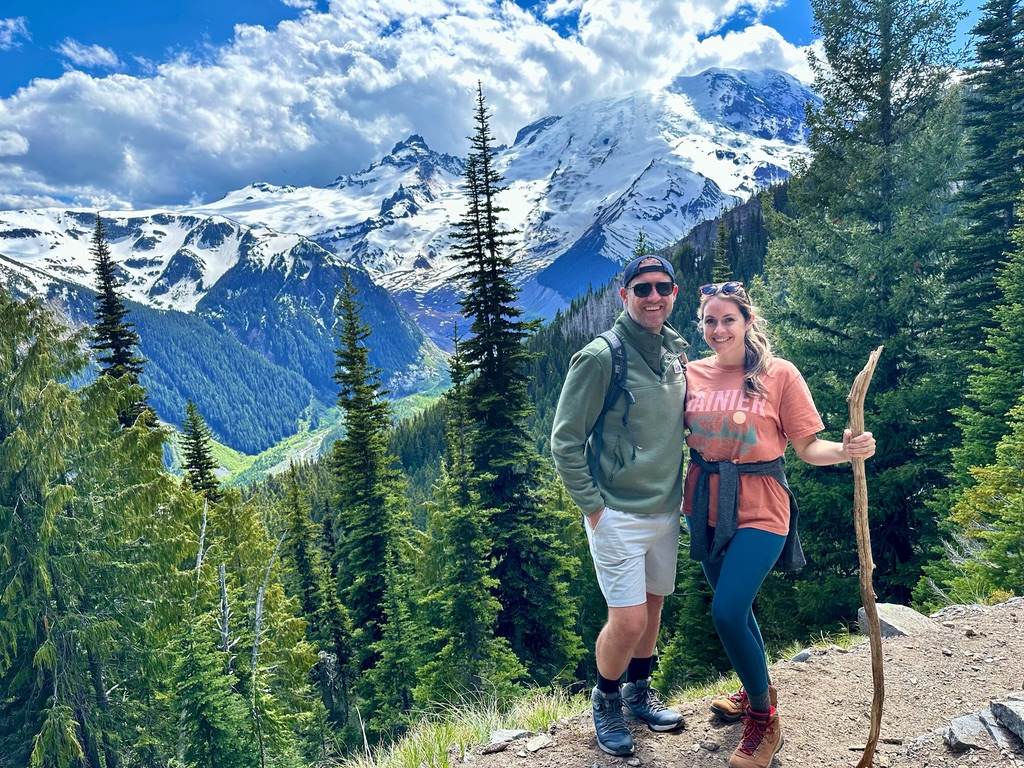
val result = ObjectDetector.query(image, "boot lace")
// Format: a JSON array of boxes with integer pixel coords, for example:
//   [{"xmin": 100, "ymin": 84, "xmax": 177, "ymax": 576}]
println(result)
[
  {"xmin": 738, "ymin": 712, "xmax": 772, "ymax": 755},
  {"xmin": 637, "ymin": 684, "xmax": 668, "ymax": 712},
  {"xmin": 594, "ymin": 694, "xmax": 629, "ymax": 736},
  {"xmin": 727, "ymin": 688, "xmax": 748, "ymax": 706}
]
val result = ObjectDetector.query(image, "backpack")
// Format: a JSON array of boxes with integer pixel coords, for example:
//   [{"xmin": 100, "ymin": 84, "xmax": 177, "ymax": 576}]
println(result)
[{"xmin": 584, "ymin": 330, "xmax": 635, "ymax": 479}]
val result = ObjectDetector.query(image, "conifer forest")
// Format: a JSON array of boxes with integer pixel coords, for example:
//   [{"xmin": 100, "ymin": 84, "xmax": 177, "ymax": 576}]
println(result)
[{"xmin": 3, "ymin": 1, "xmax": 1024, "ymax": 765}]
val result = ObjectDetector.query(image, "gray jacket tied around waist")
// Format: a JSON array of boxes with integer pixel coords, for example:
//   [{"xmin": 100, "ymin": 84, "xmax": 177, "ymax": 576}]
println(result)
[{"xmin": 687, "ymin": 448, "xmax": 806, "ymax": 572}]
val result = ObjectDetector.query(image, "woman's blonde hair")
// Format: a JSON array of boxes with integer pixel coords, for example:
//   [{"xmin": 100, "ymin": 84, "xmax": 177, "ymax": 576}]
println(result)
[{"xmin": 698, "ymin": 283, "xmax": 773, "ymax": 397}]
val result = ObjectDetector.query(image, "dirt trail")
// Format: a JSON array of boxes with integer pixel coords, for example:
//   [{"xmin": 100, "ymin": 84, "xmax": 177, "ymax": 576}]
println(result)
[{"xmin": 467, "ymin": 600, "xmax": 1024, "ymax": 768}]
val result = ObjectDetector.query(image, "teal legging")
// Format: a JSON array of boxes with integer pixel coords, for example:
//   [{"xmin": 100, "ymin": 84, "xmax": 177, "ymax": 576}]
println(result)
[{"xmin": 692, "ymin": 524, "xmax": 785, "ymax": 698}]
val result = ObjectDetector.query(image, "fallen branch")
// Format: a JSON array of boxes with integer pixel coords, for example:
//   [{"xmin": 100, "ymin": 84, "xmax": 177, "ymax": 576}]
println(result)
[{"xmin": 848, "ymin": 345, "xmax": 884, "ymax": 768}]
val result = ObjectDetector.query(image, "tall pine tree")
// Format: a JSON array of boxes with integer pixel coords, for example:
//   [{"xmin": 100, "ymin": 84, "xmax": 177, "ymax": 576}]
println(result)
[
  {"xmin": 280, "ymin": 464, "xmax": 352, "ymax": 726},
  {"xmin": 415, "ymin": 329, "xmax": 525, "ymax": 706},
  {"xmin": 712, "ymin": 218, "xmax": 732, "ymax": 282},
  {"xmin": 181, "ymin": 399, "xmax": 222, "ymax": 502},
  {"xmin": 174, "ymin": 611, "xmax": 258, "ymax": 768},
  {"xmin": 89, "ymin": 213, "xmax": 154, "ymax": 428},
  {"xmin": 760, "ymin": 0, "xmax": 965, "ymax": 623},
  {"xmin": 0, "ymin": 289, "xmax": 182, "ymax": 767},
  {"xmin": 451, "ymin": 83, "xmax": 582, "ymax": 682},
  {"xmin": 947, "ymin": 0, "xmax": 1024, "ymax": 475},
  {"xmin": 919, "ymin": 190, "xmax": 1024, "ymax": 606},
  {"xmin": 329, "ymin": 272, "xmax": 413, "ymax": 733}
]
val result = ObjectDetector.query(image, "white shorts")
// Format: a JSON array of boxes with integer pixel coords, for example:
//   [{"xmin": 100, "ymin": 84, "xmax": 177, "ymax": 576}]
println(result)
[{"xmin": 583, "ymin": 506, "xmax": 681, "ymax": 608}]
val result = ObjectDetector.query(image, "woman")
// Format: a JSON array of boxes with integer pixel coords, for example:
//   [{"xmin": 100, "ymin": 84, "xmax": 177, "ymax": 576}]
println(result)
[{"xmin": 682, "ymin": 281, "xmax": 875, "ymax": 768}]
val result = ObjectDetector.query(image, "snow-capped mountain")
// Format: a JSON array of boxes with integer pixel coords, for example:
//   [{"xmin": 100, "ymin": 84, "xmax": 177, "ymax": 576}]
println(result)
[
  {"xmin": 0, "ymin": 209, "xmax": 441, "ymax": 453},
  {"xmin": 187, "ymin": 67, "xmax": 817, "ymax": 343},
  {"xmin": 0, "ymin": 67, "xmax": 817, "ymax": 451},
  {"xmin": 0, "ymin": 209, "xmax": 301, "ymax": 311}
]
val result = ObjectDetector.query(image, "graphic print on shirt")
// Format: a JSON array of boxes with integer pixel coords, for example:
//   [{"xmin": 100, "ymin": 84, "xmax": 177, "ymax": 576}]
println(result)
[{"xmin": 686, "ymin": 387, "xmax": 763, "ymax": 460}]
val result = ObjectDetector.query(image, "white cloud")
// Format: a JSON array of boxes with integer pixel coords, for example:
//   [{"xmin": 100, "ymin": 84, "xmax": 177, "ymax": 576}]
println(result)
[
  {"xmin": 690, "ymin": 25, "xmax": 814, "ymax": 84},
  {"xmin": 537, "ymin": 0, "xmax": 584, "ymax": 20},
  {"xmin": 0, "ymin": 17, "xmax": 30, "ymax": 49},
  {"xmin": 57, "ymin": 39, "xmax": 122, "ymax": 70},
  {"xmin": 0, "ymin": 129, "xmax": 28, "ymax": 156},
  {"xmin": 0, "ymin": 0, "xmax": 816, "ymax": 209}
]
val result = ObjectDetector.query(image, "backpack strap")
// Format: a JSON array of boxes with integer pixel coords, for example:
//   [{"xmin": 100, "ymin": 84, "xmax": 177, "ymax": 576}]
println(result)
[{"xmin": 584, "ymin": 330, "xmax": 636, "ymax": 479}]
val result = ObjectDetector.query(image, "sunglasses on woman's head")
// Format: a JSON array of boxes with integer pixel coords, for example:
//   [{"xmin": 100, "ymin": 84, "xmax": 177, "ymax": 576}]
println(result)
[
  {"xmin": 630, "ymin": 281, "xmax": 675, "ymax": 298},
  {"xmin": 699, "ymin": 281, "xmax": 745, "ymax": 296}
]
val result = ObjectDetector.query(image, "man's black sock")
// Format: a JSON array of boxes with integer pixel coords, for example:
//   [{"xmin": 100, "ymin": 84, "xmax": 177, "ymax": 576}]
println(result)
[
  {"xmin": 597, "ymin": 672, "xmax": 621, "ymax": 694},
  {"xmin": 626, "ymin": 656, "xmax": 654, "ymax": 683}
]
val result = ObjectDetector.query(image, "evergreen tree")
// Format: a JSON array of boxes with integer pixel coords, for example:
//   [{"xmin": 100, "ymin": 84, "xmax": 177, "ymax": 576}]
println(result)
[
  {"xmin": 920, "ymin": 395, "xmax": 1024, "ymax": 606},
  {"xmin": 88, "ymin": 213, "xmax": 154, "ymax": 428},
  {"xmin": 361, "ymin": 547, "xmax": 420, "ymax": 738},
  {"xmin": 451, "ymin": 83, "xmax": 582, "ymax": 681},
  {"xmin": 712, "ymin": 218, "xmax": 732, "ymax": 282},
  {"xmin": 415, "ymin": 329, "xmax": 526, "ymax": 706},
  {"xmin": 175, "ymin": 612, "xmax": 258, "ymax": 768},
  {"xmin": 803, "ymin": 0, "xmax": 965, "ymax": 229},
  {"xmin": 0, "ymin": 289, "xmax": 183, "ymax": 767},
  {"xmin": 761, "ymin": 0, "xmax": 965, "ymax": 623},
  {"xmin": 329, "ymin": 272, "xmax": 413, "ymax": 729},
  {"xmin": 633, "ymin": 230, "xmax": 653, "ymax": 259},
  {"xmin": 181, "ymin": 483, "xmax": 314, "ymax": 764},
  {"xmin": 247, "ymin": 532, "xmax": 310, "ymax": 766},
  {"xmin": 443, "ymin": 326, "xmax": 473, "ymax": 508},
  {"xmin": 919, "ymin": 192, "xmax": 1024, "ymax": 606},
  {"xmin": 537, "ymin": 469, "xmax": 607, "ymax": 685},
  {"xmin": 280, "ymin": 464, "xmax": 352, "ymax": 725},
  {"xmin": 947, "ymin": 0, "xmax": 1024, "ymax": 474},
  {"xmin": 181, "ymin": 399, "xmax": 222, "ymax": 502}
]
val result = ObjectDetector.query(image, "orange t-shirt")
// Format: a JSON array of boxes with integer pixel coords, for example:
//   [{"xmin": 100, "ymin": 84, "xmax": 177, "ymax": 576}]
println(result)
[{"xmin": 682, "ymin": 357, "xmax": 824, "ymax": 535}]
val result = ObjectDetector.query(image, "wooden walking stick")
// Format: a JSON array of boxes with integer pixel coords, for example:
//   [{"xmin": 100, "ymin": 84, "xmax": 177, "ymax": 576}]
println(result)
[{"xmin": 848, "ymin": 346, "xmax": 884, "ymax": 768}]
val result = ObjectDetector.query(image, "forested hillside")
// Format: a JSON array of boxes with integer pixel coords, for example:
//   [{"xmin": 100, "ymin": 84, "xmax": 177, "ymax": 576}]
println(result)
[{"xmin": 3, "ymin": 2, "xmax": 1024, "ymax": 766}]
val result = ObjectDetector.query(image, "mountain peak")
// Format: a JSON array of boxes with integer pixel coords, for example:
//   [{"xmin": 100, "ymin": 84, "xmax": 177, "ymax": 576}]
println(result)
[
  {"xmin": 513, "ymin": 116, "xmax": 562, "ymax": 148},
  {"xmin": 326, "ymin": 133, "xmax": 465, "ymax": 189},
  {"xmin": 381, "ymin": 134, "xmax": 433, "ymax": 167},
  {"xmin": 668, "ymin": 67, "xmax": 818, "ymax": 143},
  {"xmin": 391, "ymin": 134, "xmax": 430, "ymax": 155}
]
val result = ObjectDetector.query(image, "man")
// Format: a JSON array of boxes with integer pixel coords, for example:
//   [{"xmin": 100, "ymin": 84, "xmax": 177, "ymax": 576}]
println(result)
[{"xmin": 551, "ymin": 255, "xmax": 688, "ymax": 755}]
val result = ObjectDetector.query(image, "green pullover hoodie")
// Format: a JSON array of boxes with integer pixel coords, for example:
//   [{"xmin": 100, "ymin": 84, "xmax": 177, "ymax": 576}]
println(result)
[{"xmin": 550, "ymin": 311, "xmax": 687, "ymax": 517}]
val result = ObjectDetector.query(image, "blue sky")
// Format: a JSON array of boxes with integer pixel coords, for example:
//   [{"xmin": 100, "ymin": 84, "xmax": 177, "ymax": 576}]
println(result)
[
  {"xmin": 0, "ymin": 0, "xmax": 985, "ymax": 210},
  {"xmin": 0, "ymin": 0, "xmax": 323, "ymax": 98}
]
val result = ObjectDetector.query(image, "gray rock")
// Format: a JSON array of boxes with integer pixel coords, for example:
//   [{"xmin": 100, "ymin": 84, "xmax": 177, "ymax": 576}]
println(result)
[
  {"xmin": 990, "ymin": 698, "xmax": 1024, "ymax": 742},
  {"xmin": 979, "ymin": 707, "xmax": 1021, "ymax": 752},
  {"xmin": 525, "ymin": 734, "xmax": 555, "ymax": 752},
  {"xmin": 858, "ymin": 603, "xmax": 939, "ymax": 638},
  {"xmin": 790, "ymin": 649, "xmax": 811, "ymax": 663},
  {"xmin": 944, "ymin": 713, "xmax": 990, "ymax": 752}
]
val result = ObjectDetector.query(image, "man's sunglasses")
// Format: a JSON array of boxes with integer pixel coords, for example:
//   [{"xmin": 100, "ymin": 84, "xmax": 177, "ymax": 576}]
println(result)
[
  {"xmin": 630, "ymin": 281, "xmax": 675, "ymax": 298},
  {"xmin": 699, "ymin": 281, "xmax": 745, "ymax": 296}
]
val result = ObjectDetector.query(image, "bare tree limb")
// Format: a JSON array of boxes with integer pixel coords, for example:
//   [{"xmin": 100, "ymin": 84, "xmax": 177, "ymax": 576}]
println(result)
[{"xmin": 848, "ymin": 345, "xmax": 884, "ymax": 768}]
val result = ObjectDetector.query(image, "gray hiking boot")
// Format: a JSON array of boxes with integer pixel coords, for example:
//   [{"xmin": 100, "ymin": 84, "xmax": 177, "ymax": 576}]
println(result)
[
  {"xmin": 620, "ymin": 678, "xmax": 685, "ymax": 732},
  {"xmin": 591, "ymin": 686, "xmax": 635, "ymax": 755}
]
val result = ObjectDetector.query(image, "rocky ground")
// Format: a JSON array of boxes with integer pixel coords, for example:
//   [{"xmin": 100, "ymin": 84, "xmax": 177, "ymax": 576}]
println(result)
[{"xmin": 465, "ymin": 599, "xmax": 1024, "ymax": 768}]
